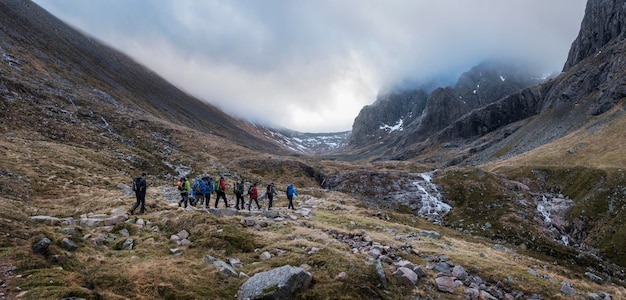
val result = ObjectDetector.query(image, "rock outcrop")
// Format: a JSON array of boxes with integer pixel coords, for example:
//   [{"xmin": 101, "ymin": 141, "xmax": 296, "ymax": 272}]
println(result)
[
  {"xmin": 237, "ymin": 265, "xmax": 312, "ymax": 300},
  {"xmin": 563, "ymin": 0, "xmax": 626, "ymax": 71}
]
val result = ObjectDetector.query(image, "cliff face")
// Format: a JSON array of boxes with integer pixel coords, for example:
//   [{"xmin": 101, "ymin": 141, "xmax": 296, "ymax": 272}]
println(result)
[
  {"xmin": 349, "ymin": 89, "xmax": 428, "ymax": 147},
  {"xmin": 563, "ymin": 0, "xmax": 626, "ymax": 72}
]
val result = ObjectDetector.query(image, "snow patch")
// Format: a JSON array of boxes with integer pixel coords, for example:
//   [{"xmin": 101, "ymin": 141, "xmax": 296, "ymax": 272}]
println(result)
[
  {"xmin": 379, "ymin": 119, "xmax": 404, "ymax": 132},
  {"xmin": 500, "ymin": 75, "xmax": 506, "ymax": 81}
]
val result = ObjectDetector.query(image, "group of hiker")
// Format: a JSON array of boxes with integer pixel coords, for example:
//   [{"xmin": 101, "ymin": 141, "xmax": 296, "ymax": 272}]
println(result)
[{"xmin": 174, "ymin": 175, "xmax": 298, "ymax": 211}]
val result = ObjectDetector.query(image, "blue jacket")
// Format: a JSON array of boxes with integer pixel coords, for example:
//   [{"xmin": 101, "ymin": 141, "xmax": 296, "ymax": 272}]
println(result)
[
  {"xmin": 286, "ymin": 184, "xmax": 297, "ymax": 197},
  {"xmin": 205, "ymin": 180, "xmax": 214, "ymax": 195},
  {"xmin": 191, "ymin": 178, "xmax": 206, "ymax": 197}
]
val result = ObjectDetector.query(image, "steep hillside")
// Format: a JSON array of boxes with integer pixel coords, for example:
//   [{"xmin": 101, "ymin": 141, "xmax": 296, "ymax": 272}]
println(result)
[{"xmin": 0, "ymin": 0, "xmax": 284, "ymax": 156}]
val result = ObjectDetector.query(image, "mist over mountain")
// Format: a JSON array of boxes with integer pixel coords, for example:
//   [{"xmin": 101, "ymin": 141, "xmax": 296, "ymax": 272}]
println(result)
[
  {"xmin": 347, "ymin": 61, "xmax": 547, "ymax": 153},
  {"xmin": 3, "ymin": 0, "xmax": 626, "ymax": 299}
]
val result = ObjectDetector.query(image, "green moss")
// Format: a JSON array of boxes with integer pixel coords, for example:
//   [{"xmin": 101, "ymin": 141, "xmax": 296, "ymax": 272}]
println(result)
[{"xmin": 263, "ymin": 284, "xmax": 279, "ymax": 293}]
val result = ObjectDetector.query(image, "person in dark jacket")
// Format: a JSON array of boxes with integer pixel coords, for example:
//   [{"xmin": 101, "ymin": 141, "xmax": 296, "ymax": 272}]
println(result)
[
  {"xmin": 178, "ymin": 177, "xmax": 191, "ymax": 208},
  {"xmin": 130, "ymin": 172, "xmax": 147, "ymax": 215},
  {"xmin": 266, "ymin": 183, "xmax": 277, "ymax": 210},
  {"xmin": 247, "ymin": 182, "xmax": 260, "ymax": 210},
  {"xmin": 234, "ymin": 180, "xmax": 245, "ymax": 210}
]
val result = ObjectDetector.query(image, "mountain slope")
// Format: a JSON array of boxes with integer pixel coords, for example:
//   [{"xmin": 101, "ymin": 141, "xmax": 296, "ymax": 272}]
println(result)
[
  {"xmin": 0, "ymin": 0, "xmax": 285, "ymax": 156},
  {"xmin": 345, "ymin": 61, "xmax": 546, "ymax": 160}
]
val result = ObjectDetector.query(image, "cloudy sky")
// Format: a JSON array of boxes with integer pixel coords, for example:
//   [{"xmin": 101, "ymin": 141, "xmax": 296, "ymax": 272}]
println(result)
[{"xmin": 34, "ymin": 0, "xmax": 587, "ymax": 133}]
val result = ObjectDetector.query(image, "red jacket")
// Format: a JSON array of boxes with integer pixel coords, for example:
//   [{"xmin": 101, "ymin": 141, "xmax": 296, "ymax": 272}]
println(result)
[{"xmin": 250, "ymin": 186, "xmax": 258, "ymax": 199}]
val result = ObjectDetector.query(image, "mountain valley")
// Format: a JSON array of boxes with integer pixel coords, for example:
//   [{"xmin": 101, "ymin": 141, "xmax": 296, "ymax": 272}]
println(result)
[{"xmin": 1, "ymin": 0, "xmax": 626, "ymax": 299}]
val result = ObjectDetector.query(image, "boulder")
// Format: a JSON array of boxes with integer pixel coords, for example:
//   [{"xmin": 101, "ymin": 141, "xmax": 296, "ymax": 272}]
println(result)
[
  {"xmin": 392, "ymin": 267, "xmax": 418, "ymax": 286},
  {"xmin": 122, "ymin": 238, "xmax": 134, "ymax": 250},
  {"xmin": 259, "ymin": 251, "xmax": 272, "ymax": 261},
  {"xmin": 560, "ymin": 281, "xmax": 576, "ymax": 295},
  {"xmin": 237, "ymin": 265, "xmax": 312, "ymax": 300},
  {"xmin": 104, "ymin": 214, "xmax": 127, "ymax": 226},
  {"xmin": 205, "ymin": 255, "xmax": 237, "ymax": 278},
  {"xmin": 435, "ymin": 276, "xmax": 456, "ymax": 293},
  {"xmin": 30, "ymin": 215, "xmax": 61, "ymax": 225},
  {"xmin": 452, "ymin": 265, "xmax": 468, "ymax": 281},
  {"xmin": 60, "ymin": 237, "xmax": 78, "ymax": 251},
  {"xmin": 177, "ymin": 230, "xmax": 190, "ymax": 240},
  {"xmin": 585, "ymin": 272, "xmax": 604, "ymax": 285},
  {"xmin": 32, "ymin": 237, "xmax": 51, "ymax": 254}
]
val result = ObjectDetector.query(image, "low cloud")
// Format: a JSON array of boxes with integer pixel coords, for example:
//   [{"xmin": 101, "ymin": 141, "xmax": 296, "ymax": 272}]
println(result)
[{"xmin": 34, "ymin": 0, "xmax": 587, "ymax": 132}]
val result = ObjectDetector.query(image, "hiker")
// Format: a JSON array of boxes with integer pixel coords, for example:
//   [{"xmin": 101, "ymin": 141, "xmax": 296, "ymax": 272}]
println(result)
[
  {"xmin": 202, "ymin": 176, "xmax": 213, "ymax": 208},
  {"xmin": 214, "ymin": 176, "xmax": 228, "ymax": 208},
  {"xmin": 130, "ymin": 172, "xmax": 147, "ymax": 215},
  {"xmin": 178, "ymin": 176, "xmax": 191, "ymax": 208},
  {"xmin": 192, "ymin": 177, "xmax": 206, "ymax": 207},
  {"xmin": 266, "ymin": 183, "xmax": 277, "ymax": 210},
  {"xmin": 247, "ymin": 182, "xmax": 260, "ymax": 210},
  {"xmin": 286, "ymin": 183, "xmax": 298, "ymax": 210},
  {"xmin": 234, "ymin": 180, "xmax": 245, "ymax": 210}
]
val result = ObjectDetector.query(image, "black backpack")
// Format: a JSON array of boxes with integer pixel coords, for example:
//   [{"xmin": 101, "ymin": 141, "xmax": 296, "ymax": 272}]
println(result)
[
  {"xmin": 237, "ymin": 182, "xmax": 245, "ymax": 194},
  {"xmin": 132, "ymin": 177, "xmax": 142, "ymax": 192},
  {"xmin": 248, "ymin": 185, "xmax": 254, "ymax": 195}
]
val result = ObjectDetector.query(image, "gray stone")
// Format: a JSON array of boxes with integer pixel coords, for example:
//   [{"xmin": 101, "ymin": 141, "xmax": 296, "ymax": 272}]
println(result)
[
  {"xmin": 170, "ymin": 248, "xmax": 181, "ymax": 255},
  {"xmin": 30, "ymin": 215, "xmax": 61, "ymax": 225},
  {"xmin": 480, "ymin": 290, "xmax": 497, "ymax": 300},
  {"xmin": 122, "ymin": 238, "xmax": 134, "ymax": 250},
  {"xmin": 374, "ymin": 259, "xmax": 387, "ymax": 287},
  {"xmin": 464, "ymin": 287, "xmax": 480, "ymax": 299},
  {"xmin": 560, "ymin": 281, "xmax": 576, "ymax": 295},
  {"xmin": 493, "ymin": 244, "xmax": 516, "ymax": 253},
  {"xmin": 419, "ymin": 230, "xmax": 441, "ymax": 239},
  {"xmin": 229, "ymin": 257, "xmax": 243, "ymax": 269},
  {"xmin": 80, "ymin": 218, "xmax": 104, "ymax": 227},
  {"xmin": 413, "ymin": 265, "xmax": 428, "ymax": 278},
  {"xmin": 392, "ymin": 267, "xmax": 418, "ymax": 286},
  {"xmin": 104, "ymin": 215, "xmax": 127, "ymax": 226},
  {"xmin": 32, "ymin": 237, "xmax": 51, "ymax": 254},
  {"xmin": 432, "ymin": 262, "xmax": 452, "ymax": 275},
  {"xmin": 177, "ymin": 230, "xmax": 190, "ymax": 240},
  {"xmin": 118, "ymin": 229, "xmax": 130, "ymax": 237},
  {"xmin": 452, "ymin": 265, "xmax": 468, "ymax": 281},
  {"xmin": 237, "ymin": 265, "xmax": 312, "ymax": 300},
  {"xmin": 435, "ymin": 276, "xmax": 456, "ymax": 293},
  {"xmin": 368, "ymin": 248, "xmax": 381, "ymax": 259},
  {"xmin": 205, "ymin": 255, "xmax": 237, "ymax": 278},
  {"xmin": 259, "ymin": 251, "xmax": 272, "ymax": 261},
  {"xmin": 61, "ymin": 237, "xmax": 78, "ymax": 251},
  {"xmin": 262, "ymin": 210, "xmax": 279, "ymax": 218},
  {"xmin": 178, "ymin": 239, "xmax": 192, "ymax": 247},
  {"xmin": 585, "ymin": 272, "xmax": 604, "ymax": 285}
]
